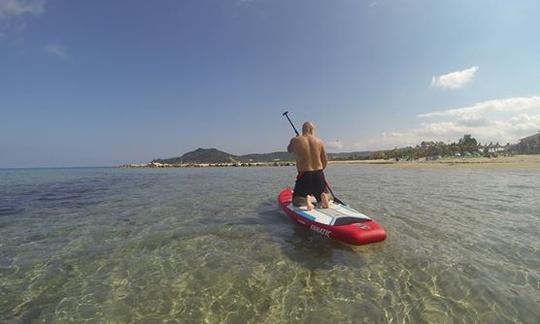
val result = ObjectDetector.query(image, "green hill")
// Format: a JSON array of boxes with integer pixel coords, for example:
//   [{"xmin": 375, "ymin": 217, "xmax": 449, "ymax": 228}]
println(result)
[
  {"xmin": 153, "ymin": 148, "xmax": 237, "ymax": 164},
  {"xmin": 152, "ymin": 148, "xmax": 374, "ymax": 164}
]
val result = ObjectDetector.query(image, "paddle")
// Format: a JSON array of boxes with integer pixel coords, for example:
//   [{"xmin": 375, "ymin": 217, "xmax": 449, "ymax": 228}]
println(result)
[
  {"xmin": 282, "ymin": 111, "xmax": 300, "ymax": 136},
  {"xmin": 281, "ymin": 111, "xmax": 346, "ymax": 205}
]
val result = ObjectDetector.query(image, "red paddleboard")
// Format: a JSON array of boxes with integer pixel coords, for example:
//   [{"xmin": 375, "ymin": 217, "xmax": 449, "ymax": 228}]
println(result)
[{"xmin": 278, "ymin": 188, "xmax": 386, "ymax": 245}]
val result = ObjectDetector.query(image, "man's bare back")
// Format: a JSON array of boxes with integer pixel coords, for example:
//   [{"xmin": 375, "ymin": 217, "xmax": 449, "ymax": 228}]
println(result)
[
  {"xmin": 288, "ymin": 134, "xmax": 327, "ymax": 172},
  {"xmin": 287, "ymin": 122, "xmax": 329, "ymax": 209}
]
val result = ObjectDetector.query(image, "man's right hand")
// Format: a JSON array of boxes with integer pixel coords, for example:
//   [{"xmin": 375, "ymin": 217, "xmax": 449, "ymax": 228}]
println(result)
[{"xmin": 287, "ymin": 138, "xmax": 295, "ymax": 153}]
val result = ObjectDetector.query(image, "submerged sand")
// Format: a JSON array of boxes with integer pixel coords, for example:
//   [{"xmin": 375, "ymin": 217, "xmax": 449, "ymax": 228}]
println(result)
[
  {"xmin": 2, "ymin": 166, "xmax": 538, "ymax": 322},
  {"xmin": 329, "ymin": 154, "xmax": 540, "ymax": 170}
]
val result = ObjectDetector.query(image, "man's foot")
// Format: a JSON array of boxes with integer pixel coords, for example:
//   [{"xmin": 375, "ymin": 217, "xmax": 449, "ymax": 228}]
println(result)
[
  {"xmin": 320, "ymin": 193, "xmax": 330, "ymax": 209},
  {"xmin": 293, "ymin": 196, "xmax": 314, "ymax": 210},
  {"xmin": 306, "ymin": 195, "xmax": 315, "ymax": 210}
]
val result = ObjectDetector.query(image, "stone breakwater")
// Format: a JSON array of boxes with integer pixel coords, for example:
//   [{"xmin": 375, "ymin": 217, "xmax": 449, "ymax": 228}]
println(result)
[{"xmin": 120, "ymin": 161, "xmax": 296, "ymax": 168}]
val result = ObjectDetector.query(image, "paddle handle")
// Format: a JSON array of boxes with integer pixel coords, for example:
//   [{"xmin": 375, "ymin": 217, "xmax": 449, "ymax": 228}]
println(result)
[{"xmin": 282, "ymin": 111, "xmax": 300, "ymax": 136}]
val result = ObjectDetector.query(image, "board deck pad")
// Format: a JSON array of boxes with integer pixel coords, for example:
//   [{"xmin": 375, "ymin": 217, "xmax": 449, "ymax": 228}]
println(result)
[{"xmin": 286, "ymin": 202, "xmax": 371, "ymax": 226}]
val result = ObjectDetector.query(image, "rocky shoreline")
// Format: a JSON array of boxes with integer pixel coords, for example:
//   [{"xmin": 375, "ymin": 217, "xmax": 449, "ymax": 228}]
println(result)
[
  {"xmin": 120, "ymin": 161, "xmax": 296, "ymax": 168},
  {"xmin": 121, "ymin": 155, "xmax": 540, "ymax": 170}
]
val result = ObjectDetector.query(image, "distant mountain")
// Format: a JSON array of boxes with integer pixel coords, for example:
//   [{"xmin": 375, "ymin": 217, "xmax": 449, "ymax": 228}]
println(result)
[
  {"xmin": 152, "ymin": 148, "xmax": 378, "ymax": 164},
  {"xmin": 153, "ymin": 148, "xmax": 295, "ymax": 164},
  {"xmin": 153, "ymin": 148, "xmax": 236, "ymax": 164},
  {"xmin": 152, "ymin": 148, "xmax": 373, "ymax": 164}
]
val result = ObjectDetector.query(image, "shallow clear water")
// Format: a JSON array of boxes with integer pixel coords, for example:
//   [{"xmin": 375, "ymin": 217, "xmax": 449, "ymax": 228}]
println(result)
[{"xmin": 0, "ymin": 166, "xmax": 538, "ymax": 323}]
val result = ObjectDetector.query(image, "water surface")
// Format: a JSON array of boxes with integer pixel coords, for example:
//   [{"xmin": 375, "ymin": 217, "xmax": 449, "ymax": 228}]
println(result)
[{"xmin": 0, "ymin": 166, "xmax": 538, "ymax": 323}]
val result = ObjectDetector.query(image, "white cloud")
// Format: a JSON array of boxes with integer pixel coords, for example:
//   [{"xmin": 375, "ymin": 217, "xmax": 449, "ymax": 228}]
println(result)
[
  {"xmin": 418, "ymin": 96, "xmax": 540, "ymax": 118},
  {"xmin": 507, "ymin": 113, "xmax": 540, "ymax": 133},
  {"xmin": 326, "ymin": 140, "xmax": 344, "ymax": 151},
  {"xmin": 369, "ymin": 2, "xmax": 378, "ymax": 8},
  {"xmin": 362, "ymin": 96, "xmax": 540, "ymax": 150},
  {"xmin": 431, "ymin": 66, "xmax": 478, "ymax": 89},
  {"xmin": 44, "ymin": 43, "xmax": 68, "ymax": 58},
  {"xmin": 0, "ymin": 0, "xmax": 45, "ymax": 19}
]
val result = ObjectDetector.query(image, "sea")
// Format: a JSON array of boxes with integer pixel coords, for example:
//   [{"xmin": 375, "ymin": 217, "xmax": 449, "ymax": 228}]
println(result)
[{"xmin": 0, "ymin": 166, "xmax": 538, "ymax": 323}]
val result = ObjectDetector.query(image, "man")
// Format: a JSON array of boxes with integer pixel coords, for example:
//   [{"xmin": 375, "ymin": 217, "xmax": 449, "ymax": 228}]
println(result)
[{"xmin": 287, "ymin": 122, "xmax": 330, "ymax": 210}]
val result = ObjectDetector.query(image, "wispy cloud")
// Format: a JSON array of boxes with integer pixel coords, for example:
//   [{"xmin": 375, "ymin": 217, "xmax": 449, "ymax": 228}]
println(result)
[
  {"xmin": 0, "ymin": 0, "xmax": 45, "ymax": 19},
  {"xmin": 44, "ymin": 43, "xmax": 68, "ymax": 59},
  {"xmin": 0, "ymin": 0, "xmax": 45, "ymax": 39},
  {"xmin": 431, "ymin": 66, "xmax": 478, "ymax": 89},
  {"xmin": 368, "ymin": 2, "xmax": 378, "ymax": 8},
  {"xmin": 363, "ymin": 96, "xmax": 540, "ymax": 149},
  {"xmin": 326, "ymin": 140, "xmax": 344, "ymax": 151},
  {"xmin": 418, "ymin": 96, "xmax": 540, "ymax": 118}
]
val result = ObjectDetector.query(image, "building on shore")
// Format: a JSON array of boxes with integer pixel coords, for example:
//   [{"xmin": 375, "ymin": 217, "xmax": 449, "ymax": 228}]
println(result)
[{"xmin": 515, "ymin": 132, "xmax": 540, "ymax": 154}]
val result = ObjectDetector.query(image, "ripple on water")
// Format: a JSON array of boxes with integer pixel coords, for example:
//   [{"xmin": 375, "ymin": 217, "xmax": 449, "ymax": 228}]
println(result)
[
  {"xmin": 0, "ymin": 206, "xmax": 25, "ymax": 216},
  {"xmin": 0, "ymin": 166, "xmax": 539, "ymax": 323}
]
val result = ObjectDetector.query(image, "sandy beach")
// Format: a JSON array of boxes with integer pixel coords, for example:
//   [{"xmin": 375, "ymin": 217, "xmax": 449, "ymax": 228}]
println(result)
[{"xmin": 329, "ymin": 154, "xmax": 540, "ymax": 170}]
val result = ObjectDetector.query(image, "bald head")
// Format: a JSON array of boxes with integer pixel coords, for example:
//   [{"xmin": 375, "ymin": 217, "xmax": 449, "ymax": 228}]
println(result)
[{"xmin": 302, "ymin": 122, "xmax": 315, "ymax": 135}]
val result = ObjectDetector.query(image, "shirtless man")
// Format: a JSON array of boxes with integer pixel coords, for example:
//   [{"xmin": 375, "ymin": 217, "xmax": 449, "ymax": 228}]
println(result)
[{"xmin": 287, "ymin": 122, "xmax": 330, "ymax": 210}]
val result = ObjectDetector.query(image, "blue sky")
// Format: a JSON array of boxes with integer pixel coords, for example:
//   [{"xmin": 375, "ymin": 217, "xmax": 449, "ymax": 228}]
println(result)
[{"xmin": 1, "ymin": 0, "xmax": 539, "ymax": 167}]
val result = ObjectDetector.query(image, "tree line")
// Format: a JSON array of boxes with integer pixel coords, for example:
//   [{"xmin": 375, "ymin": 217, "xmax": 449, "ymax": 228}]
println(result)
[{"xmin": 333, "ymin": 135, "xmax": 515, "ymax": 161}]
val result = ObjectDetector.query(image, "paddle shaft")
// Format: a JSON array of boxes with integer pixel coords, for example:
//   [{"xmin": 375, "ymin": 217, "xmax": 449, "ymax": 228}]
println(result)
[
  {"xmin": 323, "ymin": 179, "xmax": 344, "ymax": 205},
  {"xmin": 283, "ymin": 112, "xmax": 300, "ymax": 136},
  {"xmin": 281, "ymin": 112, "xmax": 345, "ymax": 205}
]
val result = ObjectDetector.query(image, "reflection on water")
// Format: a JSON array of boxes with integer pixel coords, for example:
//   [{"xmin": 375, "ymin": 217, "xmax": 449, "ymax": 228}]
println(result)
[{"xmin": 0, "ymin": 166, "xmax": 538, "ymax": 323}]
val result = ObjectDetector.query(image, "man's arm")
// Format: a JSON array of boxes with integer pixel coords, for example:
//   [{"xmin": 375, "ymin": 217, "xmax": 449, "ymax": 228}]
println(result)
[
  {"xmin": 320, "ymin": 142, "xmax": 328, "ymax": 169},
  {"xmin": 287, "ymin": 138, "xmax": 295, "ymax": 153}
]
